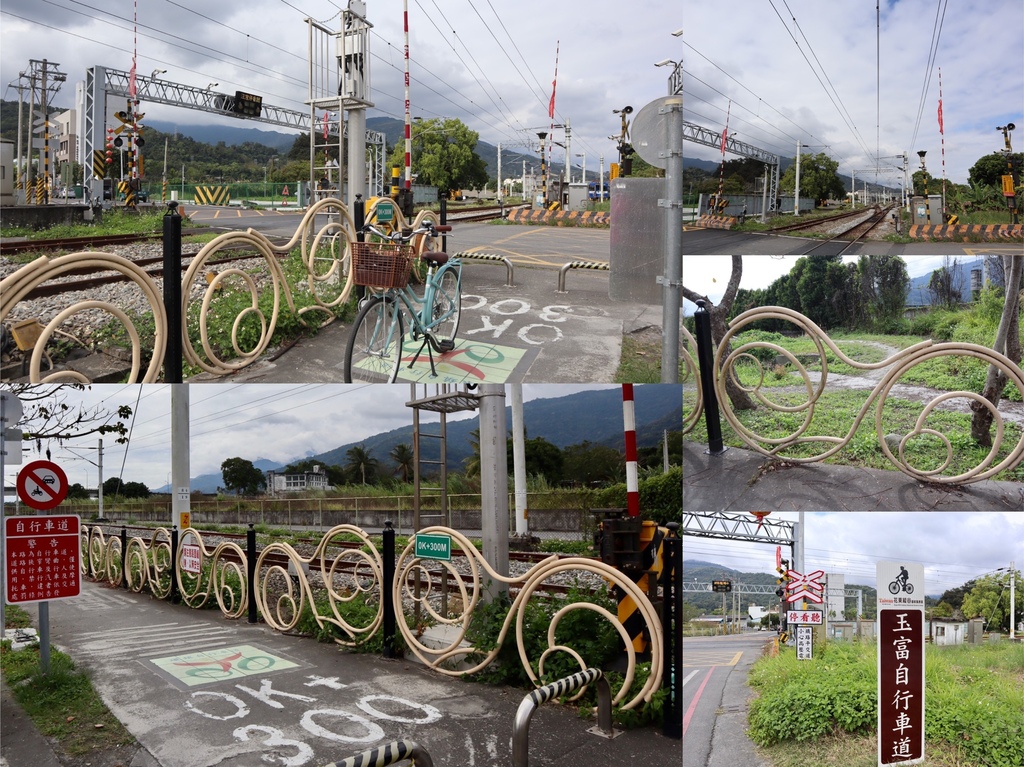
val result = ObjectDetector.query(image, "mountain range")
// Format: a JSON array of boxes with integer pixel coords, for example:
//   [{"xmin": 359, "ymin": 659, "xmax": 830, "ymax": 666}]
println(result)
[
  {"xmin": 158, "ymin": 386, "xmax": 681, "ymax": 493},
  {"xmin": 143, "ymin": 115, "xmax": 570, "ymax": 185}
]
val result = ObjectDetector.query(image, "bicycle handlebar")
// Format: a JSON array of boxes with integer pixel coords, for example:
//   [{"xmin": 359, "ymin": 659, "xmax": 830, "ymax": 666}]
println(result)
[{"xmin": 359, "ymin": 220, "xmax": 451, "ymax": 242}]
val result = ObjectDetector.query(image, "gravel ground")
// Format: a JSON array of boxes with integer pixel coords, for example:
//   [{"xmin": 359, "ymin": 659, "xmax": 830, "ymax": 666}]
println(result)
[{"xmin": 2, "ymin": 243, "xmax": 279, "ymax": 354}]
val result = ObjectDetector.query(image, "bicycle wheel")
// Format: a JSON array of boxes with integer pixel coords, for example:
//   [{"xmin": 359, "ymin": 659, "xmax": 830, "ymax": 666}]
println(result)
[
  {"xmin": 429, "ymin": 266, "xmax": 461, "ymax": 343},
  {"xmin": 344, "ymin": 295, "xmax": 404, "ymax": 383},
  {"xmin": 888, "ymin": 581, "xmax": 900, "ymax": 595},
  {"xmin": 903, "ymin": 583, "xmax": 913, "ymax": 595}
]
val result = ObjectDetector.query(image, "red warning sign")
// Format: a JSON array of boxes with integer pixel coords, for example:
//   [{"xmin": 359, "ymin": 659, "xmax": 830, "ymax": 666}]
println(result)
[
  {"xmin": 4, "ymin": 514, "xmax": 81, "ymax": 604},
  {"xmin": 17, "ymin": 460, "xmax": 69, "ymax": 511}
]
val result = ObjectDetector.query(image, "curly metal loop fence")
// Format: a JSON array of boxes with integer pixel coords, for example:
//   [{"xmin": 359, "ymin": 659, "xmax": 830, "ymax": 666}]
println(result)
[
  {"xmin": 682, "ymin": 325, "xmax": 703, "ymax": 434},
  {"xmin": 713, "ymin": 306, "xmax": 1024, "ymax": 484},
  {"xmin": 393, "ymin": 526, "xmax": 663, "ymax": 712},
  {"xmin": 0, "ymin": 198, "xmax": 360, "ymax": 382},
  {"xmin": 76, "ymin": 522, "xmax": 666, "ymax": 712},
  {"xmin": 254, "ymin": 524, "xmax": 384, "ymax": 648}
]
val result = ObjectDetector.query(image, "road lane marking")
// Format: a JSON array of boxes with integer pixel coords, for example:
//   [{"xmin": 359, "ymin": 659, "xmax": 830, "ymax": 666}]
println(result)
[
  {"xmin": 682, "ymin": 668, "xmax": 713, "ymax": 736},
  {"xmin": 682, "ymin": 669, "xmax": 700, "ymax": 687}
]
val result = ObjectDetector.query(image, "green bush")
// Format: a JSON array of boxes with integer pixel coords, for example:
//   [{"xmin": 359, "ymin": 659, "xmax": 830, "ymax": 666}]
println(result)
[
  {"xmin": 747, "ymin": 642, "xmax": 875, "ymax": 746},
  {"xmin": 591, "ymin": 467, "xmax": 681, "ymax": 524},
  {"xmin": 733, "ymin": 330, "xmax": 789, "ymax": 365}
]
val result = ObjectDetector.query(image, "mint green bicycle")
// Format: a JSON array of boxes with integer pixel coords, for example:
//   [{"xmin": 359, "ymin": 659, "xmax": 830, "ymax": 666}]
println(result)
[{"xmin": 343, "ymin": 220, "xmax": 461, "ymax": 383}]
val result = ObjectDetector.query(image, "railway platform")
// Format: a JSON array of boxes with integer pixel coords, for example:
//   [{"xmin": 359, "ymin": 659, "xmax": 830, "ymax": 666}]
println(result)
[{"xmin": 1, "ymin": 578, "xmax": 681, "ymax": 767}]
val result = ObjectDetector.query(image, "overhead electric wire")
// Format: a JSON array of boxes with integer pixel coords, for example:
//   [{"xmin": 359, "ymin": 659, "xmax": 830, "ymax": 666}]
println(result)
[{"xmin": 906, "ymin": 0, "xmax": 948, "ymax": 154}]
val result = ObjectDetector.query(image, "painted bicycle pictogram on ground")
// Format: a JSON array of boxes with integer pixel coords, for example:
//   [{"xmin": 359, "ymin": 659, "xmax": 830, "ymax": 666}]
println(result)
[{"xmin": 150, "ymin": 645, "xmax": 300, "ymax": 687}]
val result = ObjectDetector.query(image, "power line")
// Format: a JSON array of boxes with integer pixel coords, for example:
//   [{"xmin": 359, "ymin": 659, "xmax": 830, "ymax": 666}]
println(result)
[{"xmin": 906, "ymin": 0, "xmax": 948, "ymax": 154}]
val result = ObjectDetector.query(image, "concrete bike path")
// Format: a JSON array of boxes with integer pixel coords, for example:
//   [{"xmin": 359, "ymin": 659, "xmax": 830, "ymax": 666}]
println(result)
[
  {"xmin": 36, "ymin": 579, "xmax": 680, "ymax": 767},
  {"xmin": 684, "ymin": 441, "xmax": 1024, "ymax": 511}
]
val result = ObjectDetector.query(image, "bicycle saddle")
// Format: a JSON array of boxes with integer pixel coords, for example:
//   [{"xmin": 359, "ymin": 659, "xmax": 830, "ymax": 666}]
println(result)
[{"xmin": 420, "ymin": 251, "xmax": 449, "ymax": 266}]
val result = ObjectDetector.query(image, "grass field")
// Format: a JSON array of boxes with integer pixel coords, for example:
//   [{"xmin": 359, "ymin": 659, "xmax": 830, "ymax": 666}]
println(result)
[{"xmin": 747, "ymin": 639, "xmax": 1024, "ymax": 767}]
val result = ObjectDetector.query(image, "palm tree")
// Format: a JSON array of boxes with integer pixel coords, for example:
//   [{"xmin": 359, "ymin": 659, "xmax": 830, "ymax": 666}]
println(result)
[
  {"xmin": 345, "ymin": 444, "xmax": 379, "ymax": 485},
  {"xmin": 463, "ymin": 428, "xmax": 481, "ymax": 478},
  {"xmin": 390, "ymin": 443, "xmax": 414, "ymax": 483}
]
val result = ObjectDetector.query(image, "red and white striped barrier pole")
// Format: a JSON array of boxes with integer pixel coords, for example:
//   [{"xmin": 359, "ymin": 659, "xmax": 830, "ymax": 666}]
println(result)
[{"xmin": 623, "ymin": 384, "xmax": 640, "ymax": 517}]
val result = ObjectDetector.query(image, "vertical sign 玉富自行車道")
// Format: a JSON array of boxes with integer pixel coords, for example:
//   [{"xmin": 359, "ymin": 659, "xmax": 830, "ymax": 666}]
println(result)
[{"xmin": 877, "ymin": 561, "xmax": 925, "ymax": 765}]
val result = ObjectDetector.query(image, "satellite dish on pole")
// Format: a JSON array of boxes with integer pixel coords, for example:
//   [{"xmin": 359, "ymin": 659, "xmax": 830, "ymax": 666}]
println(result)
[{"xmin": 631, "ymin": 96, "xmax": 680, "ymax": 170}]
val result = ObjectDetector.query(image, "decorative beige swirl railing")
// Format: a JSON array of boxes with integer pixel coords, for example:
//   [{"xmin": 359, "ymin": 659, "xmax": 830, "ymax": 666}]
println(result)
[
  {"xmin": 1, "ymin": 199, "xmax": 446, "ymax": 382},
  {"xmin": 393, "ymin": 527, "xmax": 662, "ymax": 712},
  {"xmin": 78, "ymin": 523, "xmax": 665, "ymax": 714},
  {"xmin": 682, "ymin": 325, "xmax": 702, "ymax": 434},
  {"xmin": 709, "ymin": 306, "xmax": 1024, "ymax": 484}
]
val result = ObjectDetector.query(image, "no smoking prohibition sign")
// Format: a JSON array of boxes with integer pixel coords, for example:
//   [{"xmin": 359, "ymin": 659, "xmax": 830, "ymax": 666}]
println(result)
[{"xmin": 17, "ymin": 460, "xmax": 69, "ymax": 511}]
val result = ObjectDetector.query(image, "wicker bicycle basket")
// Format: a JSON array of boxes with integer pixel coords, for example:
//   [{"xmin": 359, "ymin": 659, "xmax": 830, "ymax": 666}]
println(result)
[{"xmin": 351, "ymin": 242, "xmax": 416, "ymax": 288}]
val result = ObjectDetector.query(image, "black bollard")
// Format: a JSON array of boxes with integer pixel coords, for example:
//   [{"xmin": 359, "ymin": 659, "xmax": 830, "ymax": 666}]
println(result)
[
  {"xmin": 354, "ymin": 194, "xmax": 366, "ymax": 301},
  {"xmin": 120, "ymin": 526, "xmax": 128, "ymax": 589},
  {"xmin": 247, "ymin": 523, "xmax": 258, "ymax": 624},
  {"xmin": 382, "ymin": 521, "xmax": 396, "ymax": 658},
  {"xmin": 694, "ymin": 299, "xmax": 726, "ymax": 455},
  {"xmin": 162, "ymin": 202, "xmax": 183, "ymax": 383},
  {"xmin": 170, "ymin": 528, "xmax": 180, "ymax": 604},
  {"xmin": 661, "ymin": 522, "xmax": 682, "ymax": 739}
]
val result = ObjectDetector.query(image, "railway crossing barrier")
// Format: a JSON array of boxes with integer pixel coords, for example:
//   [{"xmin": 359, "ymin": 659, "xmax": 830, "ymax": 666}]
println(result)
[
  {"xmin": 684, "ymin": 300, "xmax": 1024, "ymax": 483},
  {"xmin": 512, "ymin": 668, "xmax": 618, "ymax": 767}
]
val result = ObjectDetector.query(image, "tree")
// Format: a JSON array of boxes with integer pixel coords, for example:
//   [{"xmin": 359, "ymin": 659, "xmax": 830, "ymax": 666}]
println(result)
[
  {"xmin": 66, "ymin": 482, "xmax": 90, "ymax": 500},
  {"xmin": 562, "ymin": 441, "xmax": 624, "ymax": 485},
  {"xmin": 221, "ymin": 457, "xmax": 266, "ymax": 496},
  {"xmin": 779, "ymin": 152, "xmax": 846, "ymax": 203},
  {"xmin": 5, "ymin": 384, "xmax": 132, "ymax": 450},
  {"xmin": 390, "ymin": 443, "xmax": 414, "ymax": 483},
  {"xmin": 463, "ymin": 429, "xmax": 482, "ymax": 478},
  {"xmin": 960, "ymin": 570, "xmax": 1023, "ymax": 633},
  {"xmin": 939, "ymin": 580, "xmax": 976, "ymax": 612},
  {"xmin": 681, "ymin": 255, "xmax": 756, "ymax": 411},
  {"xmin": 970, "ymin": 255, "xmax": 1023, "ymax": 445},
  {"xmin": 927, "ymin": 258, "xmax": 962, "ymax": 310},
  {"xmin": 506, "ymin": 436, "xmax": 564, "ymax": 484},
  {"xmin": 795, "ymin": 256, "xmax": 843, "ymax": 328},
  {"xmin": 101, "ymin": 477, "xmax": 149, "ymax": 499},
  {"xmin": 344, "ymin": 444, "xmax": 379, "ymax": 485},
  {"xmin": 968, "ymin": 152, "xmax": 1024, "ymax": 188},
  {"xmin": 386, "ymin": 118, "xmax": 487, "ymax": 195}
]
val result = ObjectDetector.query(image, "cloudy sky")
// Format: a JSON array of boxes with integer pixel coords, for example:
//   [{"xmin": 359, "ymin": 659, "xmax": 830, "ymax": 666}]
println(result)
[
  {"xmin": 3, "ymin": 383, "xmax": 632, "ymax": 492},
  {"xmin": 683, "ymin": 511, "xmax": 1022, "ymax": 596},
  {"xmin": 682, "ymin": 1, "xmax": 1022, "ymax": 185},
  {"xmin": 1, "ymin": 0, "xmax": 680, "ymax": 173},
  {"xmin": 681, "ymin": 254, "xmax": 971, "ymax": 310}
]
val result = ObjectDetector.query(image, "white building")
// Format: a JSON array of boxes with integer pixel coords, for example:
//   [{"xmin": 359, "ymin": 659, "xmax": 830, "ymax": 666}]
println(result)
[{"xmin": 265, "ymin": 465, "xmax": 330, "ymax": 495}]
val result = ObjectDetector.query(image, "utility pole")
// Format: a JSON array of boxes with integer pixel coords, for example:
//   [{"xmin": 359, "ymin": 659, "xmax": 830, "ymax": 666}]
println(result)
[
  {"xmin": 794, "ymin": 140, "xmax": 802, "ymax": 216},
  {"xmin": 1011, "ymin": 560, "xmax": 1016, "ymax": 640},
  {"xmin": 496, "ymin": 142, "xmax": 502, "ymax": 213},
  {"xmin": 478, "ymin": 385, "xmax": 509, "ymax": 602}
]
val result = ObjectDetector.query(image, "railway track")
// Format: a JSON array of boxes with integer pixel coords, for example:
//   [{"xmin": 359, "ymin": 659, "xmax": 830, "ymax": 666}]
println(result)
[{"xmin": 796, "ymin": 203, "xmax": 896, "ymax": 255}]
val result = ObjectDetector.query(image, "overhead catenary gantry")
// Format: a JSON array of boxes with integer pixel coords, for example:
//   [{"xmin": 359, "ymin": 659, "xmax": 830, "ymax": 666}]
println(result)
[
  {"xmin": 682, "ymin": 511, "xmax": 795, "ymax": 546},
  {"xmin": 82, "ymin": 65, "xmax": 386, "ymax": 202},
  {"xmin": 683, "ymin": 121, "xmax": 781, "ymax": 212}
]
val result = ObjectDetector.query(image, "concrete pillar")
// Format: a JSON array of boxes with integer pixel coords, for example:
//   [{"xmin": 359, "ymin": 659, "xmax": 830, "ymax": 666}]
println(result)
[{"xmin": 478, "ymin": 385, "xmax": 509, "ymax": 600}]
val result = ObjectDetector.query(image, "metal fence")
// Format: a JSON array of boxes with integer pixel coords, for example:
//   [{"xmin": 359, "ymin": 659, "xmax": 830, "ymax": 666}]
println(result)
[{"xmin": 685, "ymin": 300, "xmax": 1024, "ymax": 484}]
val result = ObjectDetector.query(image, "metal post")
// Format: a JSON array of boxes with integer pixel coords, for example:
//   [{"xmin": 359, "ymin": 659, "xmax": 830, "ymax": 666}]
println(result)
[
  {"xmin": 171, "ymin": 385, "xmax": 190, "ymax": 531},
  {"xmin": 661, "ymin": 96, "xmax": 682, "ymax": 383},
  {"xmin": 1010, "ymin": 560, "xmax": 1016, "ymax": 640},
  {"xmin": 694, "ymin": 300, "xmax": 725, "ymax": 455},
  {"xmin": 478, "ymin": 385, "xmax": 509, "ymax": 602},
  {"xmin": 382, "ymin": 521, "xmax": 396, "ymax": 657},
  {"xmin": 794, "ymin": 141, "xmax": 801, "ymax": 216},
  {"xmin": 511, "ymin": 385, "xmax": 528, "ymax": 536},
  {"xmin": 163, "ymin": 202, "xmax": 183, "ymax": 383},
  {"xmin": 170, "ymin": 527, "xmax": 180, "ymax": 603},
  {"xmin": 247, "ymin": 524, "xmax": 257, "ymax": 624},
  {"xmin": 120, "ymin": 526, "xmax": 128, "ymax": 589},
  {"xmin": 662, "ymin": 522, "xmax": 681, "ymax": 738}
]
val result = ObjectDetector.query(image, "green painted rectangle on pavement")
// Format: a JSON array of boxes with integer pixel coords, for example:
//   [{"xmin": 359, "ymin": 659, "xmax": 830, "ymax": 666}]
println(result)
[{"xmin": 415, "ymin": 533, "xmax": 451, "ymax": 561}]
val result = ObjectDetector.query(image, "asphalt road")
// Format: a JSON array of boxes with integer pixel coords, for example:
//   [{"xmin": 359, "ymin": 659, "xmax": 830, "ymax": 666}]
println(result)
[
  {"xmin": 680, "ymin": 226, "xmax": 1023, "ymax": 256},
  {"xmin": 683, "ymin": 632, "xmax": 773, "ymax": 767}
]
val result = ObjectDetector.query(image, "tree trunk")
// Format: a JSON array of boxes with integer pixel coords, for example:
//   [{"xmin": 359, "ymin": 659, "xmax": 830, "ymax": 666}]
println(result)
[
  {"xmin": 970, "ymin": 256, "xmax": 1023, "ymax": 446},
  {"xmin": 682, "ymin": 255, "xmax": 756, "ymax": 411}
]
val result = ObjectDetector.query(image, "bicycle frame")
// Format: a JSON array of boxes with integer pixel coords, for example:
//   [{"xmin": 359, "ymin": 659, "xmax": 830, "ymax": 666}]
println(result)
[{"xmin": 391, "ymin": 259, "xmax": 462, "ymax": 339}]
